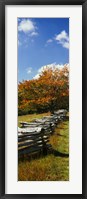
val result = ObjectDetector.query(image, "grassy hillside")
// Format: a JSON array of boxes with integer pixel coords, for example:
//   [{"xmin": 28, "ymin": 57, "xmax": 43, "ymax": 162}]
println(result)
[
  {"xmin": 18, "ymin": 112, "xmax": 51, "ymax": 127},
  {"xmin": 18, "ymin": 113, "xmax": 69, "ymax": 181}
]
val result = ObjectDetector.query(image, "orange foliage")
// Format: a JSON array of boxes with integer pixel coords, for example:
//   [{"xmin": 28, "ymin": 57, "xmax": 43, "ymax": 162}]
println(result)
[{"xmin": 18, "ymin": 65, "xmax": 69, "ymax": 115}]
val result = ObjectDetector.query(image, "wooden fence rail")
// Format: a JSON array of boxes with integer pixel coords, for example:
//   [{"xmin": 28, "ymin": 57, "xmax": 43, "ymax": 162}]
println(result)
[{"xmin": 18, "ymin": 109, "xmax": 67, "ymax": 158}]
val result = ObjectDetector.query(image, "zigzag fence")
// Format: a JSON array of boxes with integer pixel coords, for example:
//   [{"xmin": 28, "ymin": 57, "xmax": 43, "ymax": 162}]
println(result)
[{"xmin": 18, "ymin": 109, "xmax": 68, "ymax": 158}]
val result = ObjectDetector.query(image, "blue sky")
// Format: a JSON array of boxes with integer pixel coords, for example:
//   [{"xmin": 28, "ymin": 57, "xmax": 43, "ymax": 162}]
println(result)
[{"xmin": 18, "ymin": 18, "xmax": 69, "ymax": 82}]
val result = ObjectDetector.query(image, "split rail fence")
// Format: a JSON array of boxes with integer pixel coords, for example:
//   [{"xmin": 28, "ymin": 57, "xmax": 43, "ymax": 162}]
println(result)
[{"xmin": 18, "ymin": 109, "xmax": 67, "ymax": 157}]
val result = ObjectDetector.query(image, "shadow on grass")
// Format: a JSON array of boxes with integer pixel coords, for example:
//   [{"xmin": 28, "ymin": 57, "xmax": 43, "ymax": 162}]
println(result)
[
  {"xmin": 19, "ymin": 147, "xmax": 69, "ymax": 163},
  {"xmin": 52, "ymin": 149, "xmax": 69, "ymax": 158}
]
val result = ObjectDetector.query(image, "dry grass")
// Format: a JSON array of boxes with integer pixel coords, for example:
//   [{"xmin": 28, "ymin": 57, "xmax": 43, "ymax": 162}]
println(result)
[
  {"xmin": 18, "ymin": 113, "xmax": 69, "ymax": 181},
  {"xmin": 18, "ymin": 112, "xmax": 51, "ymax": 127}
]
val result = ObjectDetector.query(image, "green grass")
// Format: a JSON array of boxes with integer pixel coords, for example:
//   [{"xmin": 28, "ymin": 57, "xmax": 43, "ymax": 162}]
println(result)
[
  {"xmin": 18, "ymin": 112, "xmax": 50, "ymax": 127},
  {"xmin": 18, "ymin": 113, "xmax": 69, "ymax": 181}
]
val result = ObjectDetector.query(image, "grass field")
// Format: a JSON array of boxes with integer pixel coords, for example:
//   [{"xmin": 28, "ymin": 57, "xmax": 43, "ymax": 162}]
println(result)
[
  {"xmin": 18, "ymin": 112, "xmax": 51, "ymax": 127},
  {"xmin": 18, "ymin": 113, "xmax": 69, "ymax": 181}
]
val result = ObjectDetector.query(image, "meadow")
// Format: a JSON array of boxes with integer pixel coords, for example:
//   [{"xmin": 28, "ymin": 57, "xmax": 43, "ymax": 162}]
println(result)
[{"xmin": 18, "ymin": 113, "xmax": 69, "ymax": 181}]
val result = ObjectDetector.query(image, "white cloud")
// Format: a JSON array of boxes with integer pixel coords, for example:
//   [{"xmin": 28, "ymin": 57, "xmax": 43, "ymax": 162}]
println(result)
[
  {"xmin": 30, "ymin": 31, "xmax": 38, "ymax": 36},
  {"xmin": 55, "ymin": 30, "xmax": 69, "ymax": 49},
  {"xmin": 33, "ymin": 74, "xmax": 40, "ymax": 79},
  {"xmin": 18, "ymin": 39, "xmax": 22, "ymax": 46},
  {"xmin": 45, "ymin": 39, "xmax": 53, "ymax": 47},
  {"xmin": 47, "ymin": 39, "xmax": 53, "ymax": 43},
  {"xmin": 18, "ymin": 19, "xmax": 36, "ymax": 33},
  {"xmin": 27, "ymin": 67, "xmax": 32, "ymax": 74},
  {"xmin": 38, "ymin": 63, "xmax": 56, "ymax": 73},
  {"xmin": 45, "ymin": 30, "xmax": 69, "ymax": 49},
  {"xmin": 62, "ymin": 42, "xmax": 69, "ymax": 49},
  {"xmin": 33, "ymin": 63, "xmax": 68, "ymax": 79},
  {"xmin": 55, "ymin": 30, "xmax": 69, "ymax": 41}
]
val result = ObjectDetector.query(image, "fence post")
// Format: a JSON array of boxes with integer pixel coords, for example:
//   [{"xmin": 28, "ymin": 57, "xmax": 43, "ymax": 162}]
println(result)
[
  {"xmin": 41, "ymin": 128, "xmax": 47, "ymax": 155},
  {"xmin": 50, "ymin": 123, "xmax": 55, "ymax": 134}
]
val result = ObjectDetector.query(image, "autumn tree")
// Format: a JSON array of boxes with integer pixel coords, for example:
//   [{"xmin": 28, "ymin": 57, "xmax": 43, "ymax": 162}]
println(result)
[{"xmin": 18, "ymin": 64, "xmax": 69, "ymax": 115}]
